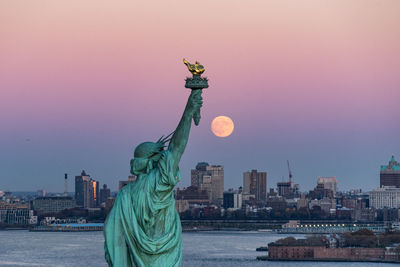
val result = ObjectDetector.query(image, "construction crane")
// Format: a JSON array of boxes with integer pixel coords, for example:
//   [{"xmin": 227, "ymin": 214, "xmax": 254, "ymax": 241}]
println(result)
[{"xmin": 287, "ymin": 160, "xmax": 293, "ymax": 183}]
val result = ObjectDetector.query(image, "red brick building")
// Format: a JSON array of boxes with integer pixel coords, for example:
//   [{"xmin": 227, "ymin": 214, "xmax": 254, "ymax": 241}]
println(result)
[
  {"xmin": 314, "ymin": 247, "xmax": 385, "ymax": 260},
  {"xmin": 269, "ymin": 246, "xmax": 395, "ymax": 261},
  {"xmin": 268, "ymin": 246, "xmax": 317, "ymax": 259}
]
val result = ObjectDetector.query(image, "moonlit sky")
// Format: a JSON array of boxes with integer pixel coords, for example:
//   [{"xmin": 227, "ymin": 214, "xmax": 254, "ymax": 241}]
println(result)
[{"xmin": 1, "ymin": 1, "xmax": 399, "ymax": 192}]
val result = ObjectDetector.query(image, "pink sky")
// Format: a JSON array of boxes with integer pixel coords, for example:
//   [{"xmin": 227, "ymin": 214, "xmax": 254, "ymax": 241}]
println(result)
[{"xmin": 0, "ymin": 1, "xmax": 399, "ymax": 191}]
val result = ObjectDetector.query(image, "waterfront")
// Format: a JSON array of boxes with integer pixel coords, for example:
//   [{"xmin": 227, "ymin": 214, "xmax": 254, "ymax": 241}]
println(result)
[{"xmin": 0, "ymin": 231, "xmax": 395, "ymax": 267}]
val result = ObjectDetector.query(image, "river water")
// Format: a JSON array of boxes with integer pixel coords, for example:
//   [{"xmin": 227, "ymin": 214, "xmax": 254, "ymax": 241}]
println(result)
[{"xmin": 0, "ymin": 230, "xmax": 392, "ymax": 266}]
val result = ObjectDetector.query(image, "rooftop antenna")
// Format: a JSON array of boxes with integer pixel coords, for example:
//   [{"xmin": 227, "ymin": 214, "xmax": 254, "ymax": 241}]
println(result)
[{"xmin": 287, "ymin": 160, "xmax": 293, "ymax": 183}]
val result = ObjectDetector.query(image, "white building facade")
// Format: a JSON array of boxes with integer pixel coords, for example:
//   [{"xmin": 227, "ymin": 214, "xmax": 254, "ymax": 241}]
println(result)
[{"xmin": 369, "ymin": 186, "xmax": 400, "ymax": 209}]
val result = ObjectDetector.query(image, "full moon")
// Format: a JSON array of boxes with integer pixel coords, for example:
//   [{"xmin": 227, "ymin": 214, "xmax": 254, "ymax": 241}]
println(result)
[{"xmin": 211, "ymin": 116, "xmax": 234, "ymax": 138}]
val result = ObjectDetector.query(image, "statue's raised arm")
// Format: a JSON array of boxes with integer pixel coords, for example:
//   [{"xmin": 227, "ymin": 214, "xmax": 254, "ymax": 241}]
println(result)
[
  {"xmin": 168, "ymin": 89, "xmax": 203, "ymax": 172},
  {"xmin": 168, "ymin": 59, "xmax": 207, "ymax": 171}
]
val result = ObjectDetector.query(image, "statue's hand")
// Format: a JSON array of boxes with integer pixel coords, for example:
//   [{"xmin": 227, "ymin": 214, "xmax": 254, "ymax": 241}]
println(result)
[{"xmin": 187, "ymin": 90, "xmax": 203, "ymax": 116}]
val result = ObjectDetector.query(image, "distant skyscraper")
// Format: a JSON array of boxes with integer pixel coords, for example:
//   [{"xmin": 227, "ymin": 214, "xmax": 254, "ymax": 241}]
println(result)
[
  {"xmin": 191, "ymin": 162, "xmax": 224, "ymax": 205},
  {"xmin": 317, "ymin": 177, "xmax": 337, "ymax": 196},
  {"xmin": 75, "ymin": 170, "xmax": 89, "ymax": 207},
  {"xmin": 380, "ymin": 156, "xmax": 400, "ymax": 188},
  {"xmin": 223, "ymin": 189, "xmax": 242, "ymax": 209},
  {"xmin": 64, "ymin": 173, "xmax": 68, "ymax": 196},
  {"xmin": 191, "ymin": 162, "xmax": 208, "ymax": 187},
  {"xmin": 243, "ymin": 172, "xmax": 251, "ymax": 194},
  {"xmin": 75, "ymin": 170, "xmax": 99, "ymax": 208},
  {"xmin": 243, "ymin": 170, "xmax": 267, "ymax": 201},
  {"xmin": 99, "ymin": 184, "xmax": 111, "ymax": 204},
  {"xmin": 309, "ymin": 182, "xmax": 334, "ymax": 200},
  {"xmin": 277, "ymin": 181, "xmax": 292, "ymax": 198}
]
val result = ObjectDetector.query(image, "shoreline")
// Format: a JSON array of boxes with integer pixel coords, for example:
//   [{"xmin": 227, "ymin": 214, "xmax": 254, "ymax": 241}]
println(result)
[
  {"xmin": 0, "ymin": 228, "xmax": 277, "ymax": 233},
  {"xmin": 258, "ymin": 257, "xmax": 400, "ymax": 264},
  {"xmin": 0, "ymin": 228, "xmax": 28, "ymax": 231}
]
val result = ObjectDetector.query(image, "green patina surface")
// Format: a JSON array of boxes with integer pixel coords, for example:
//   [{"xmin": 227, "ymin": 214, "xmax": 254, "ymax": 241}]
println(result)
[
  {"xmin": 104, "ymin": 64, "xmax": 206, "ymax": 267},
  {"xmin": 104, "ymin": 150, "xmax": 182, "ymax": 267},
  {"xmin": 380, "ymin": 156, "xmax": 400, "ymax": 171},
  {"xmin": 381, "ymin": 165, "xmax": 400, "ymax": 171}
]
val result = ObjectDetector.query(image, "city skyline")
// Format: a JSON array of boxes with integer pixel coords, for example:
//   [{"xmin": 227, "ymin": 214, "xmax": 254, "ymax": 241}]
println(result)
[
  {"xmin": 0, "ymin": 155, "xmax": 398, "ymax": 193},
  {"xmin": 1, "ymin": 1, "xmax": 399, "ymax": 192}
]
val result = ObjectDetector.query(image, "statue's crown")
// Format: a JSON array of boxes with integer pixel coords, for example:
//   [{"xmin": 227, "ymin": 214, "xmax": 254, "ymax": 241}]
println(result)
[{"xmin": 133, "ymin": 132, "xmax": 173, "ymax": 159}]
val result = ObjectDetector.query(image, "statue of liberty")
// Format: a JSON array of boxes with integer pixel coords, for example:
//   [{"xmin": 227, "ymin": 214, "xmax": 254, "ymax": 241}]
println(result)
[{"xmin": 104, "ymin": 60, "xmax": 206, "ymax": 267}]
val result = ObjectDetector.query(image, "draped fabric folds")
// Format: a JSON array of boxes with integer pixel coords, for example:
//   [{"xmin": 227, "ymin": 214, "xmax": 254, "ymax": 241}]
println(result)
[{"xmin": 104, "ymin": 150, "xmax": 182, "ymax": 267}]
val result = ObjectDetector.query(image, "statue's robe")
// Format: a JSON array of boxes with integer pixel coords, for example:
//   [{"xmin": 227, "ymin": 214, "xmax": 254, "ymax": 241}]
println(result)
[{"xmin": 104, "ymin": 150, "xmax": 182, "ymax": 267}]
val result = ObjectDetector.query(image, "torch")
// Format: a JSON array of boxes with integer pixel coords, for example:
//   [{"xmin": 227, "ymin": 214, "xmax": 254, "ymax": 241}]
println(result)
[{"xmin": 183, "ymin": 59, "xmax": 209, "ymax": 126}]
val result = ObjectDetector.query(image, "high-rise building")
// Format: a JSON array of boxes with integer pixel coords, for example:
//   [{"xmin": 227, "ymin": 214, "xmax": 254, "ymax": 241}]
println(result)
[
  {"xmin": 75, "ymin": 170, "xmax": 89, "ymax": 207},
  {"xmin": 75, "ymin": 170, "xmax": 99, "ymax": 208},
  {"xmin": 370, "ymin": 186, "xmax": 400, "ymax": 209},
  {"xmin": 64, "ymin": 173, "xmax": 68, "ymax": 196},
  {"xmin": 277, "ymin": 182, "xmax": 291, "ymax": 198},
  {"xmin": 191, "ymin": 162, "xmax": 208, "ymax": 186},
  {"xmin": 191, "ymin": 162, "xmax": 224, "ymax": 205},
  {"xmin": 380, "ymin": 156, "xmax": 400, "ymax": 188},
  {"xmin": 308, "ymin": 183, "xmax": 334, "ymax": 200},
  {"xmin": 243, "ymin": 172, "xmax": 251, "ymax": 195},
  {"xmin": 243, "ymin": 170, "xmax": 267, "ymax": 201},
  {"xmin": 317, "ymin": 177, "xmax": 338, "ymax": 196},
  {"xmin": 99, "ymin": 184, "xmax": 111, "ymax": 205},
  {"xmin": 223, "ymin": 189, "xmax": 242, "ymax": 209}
]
